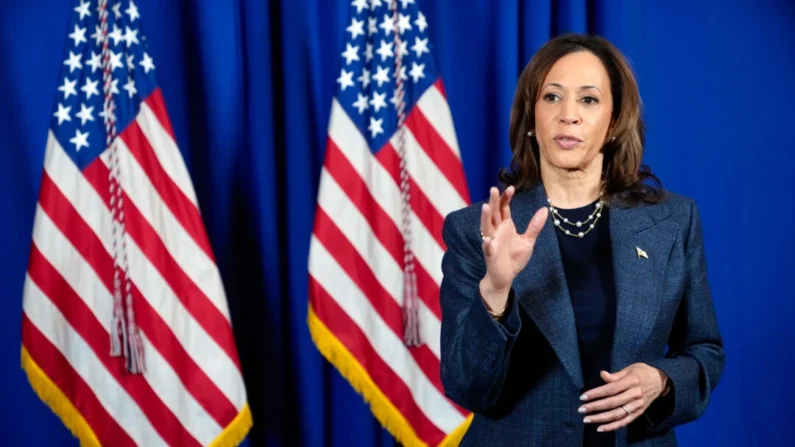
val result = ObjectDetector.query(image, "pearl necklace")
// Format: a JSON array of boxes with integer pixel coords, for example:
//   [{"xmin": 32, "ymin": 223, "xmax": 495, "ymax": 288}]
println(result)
[{"xmin": 547, "ymin": 191, "xmax": 605, "ymax": 238}]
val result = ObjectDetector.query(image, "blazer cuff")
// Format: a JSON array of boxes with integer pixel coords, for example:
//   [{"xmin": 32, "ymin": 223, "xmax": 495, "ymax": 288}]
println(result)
[
  {"xmin": 470, "ymin": 289, "xmax": 522, "ymax": 351},
  {"xmin": 643, "ymin": 357, "xmax": 700, "ymax": 431}
]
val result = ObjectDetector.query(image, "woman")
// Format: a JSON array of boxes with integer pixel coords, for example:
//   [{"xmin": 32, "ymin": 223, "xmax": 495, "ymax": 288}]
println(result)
[{"xmin": 439, "ymin": 33, "xmax": 725, "ymax": 447}]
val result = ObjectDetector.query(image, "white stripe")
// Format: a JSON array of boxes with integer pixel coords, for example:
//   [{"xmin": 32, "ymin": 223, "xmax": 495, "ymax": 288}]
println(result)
[
  {"xmin": 316, "ymin": 168, "xmax": 441, "ymax": 357},
  {"xmin": 22, "ymin": 276, "xmax": 166, "ymax": 447},
  {"xmin": 327, "ymin": 100, "xmax": 445, "ymax": 287},
  {"xmin": 42, "ymin": 133, "xmax": 246, "ymax": 410},
  {"xmin": 308, "ymin": 237, "xmax": 466, "ymax": 433},
  {"xmin": 28, "ymin": 204, "xmax": 223, "ymax": 445},
  {"xmin": 136, "ymin": 101, "xmax": 199, "ymax": 207},
  {"xmin": 105, "ymin": 137, "xmax": 230, "ymax": 322},
  {"xmin": 394, "ymin": 125, "xmax": 467, "ymax": 216},
  {"xmin": 416, "ymin": 84, "xmax": 461, "ymax": 158}
]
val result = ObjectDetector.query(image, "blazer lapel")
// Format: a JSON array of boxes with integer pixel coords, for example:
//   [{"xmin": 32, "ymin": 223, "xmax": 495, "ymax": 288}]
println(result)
[
  {"xmin": 608, "ymin": 201, "xmax": 676, "ymax": 370},
  {"xmin": 512, "ymin": 186, "xmax": 584, "ymax": 390}
]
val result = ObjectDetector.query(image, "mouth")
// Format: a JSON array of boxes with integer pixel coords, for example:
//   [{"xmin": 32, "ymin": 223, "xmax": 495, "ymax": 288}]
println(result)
[{"xmin": 553, "ymin": 134, "xmax": 583, "ymax": 149}]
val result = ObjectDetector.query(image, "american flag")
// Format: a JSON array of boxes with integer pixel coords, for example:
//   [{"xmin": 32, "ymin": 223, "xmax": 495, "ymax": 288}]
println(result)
[
  {"xmin": 20, "ymin": 1, "xmax": 251, "ymax": 446},
  {"xmin": 307, "ymin": 0, "xmax": 473, "ymax": 445}
]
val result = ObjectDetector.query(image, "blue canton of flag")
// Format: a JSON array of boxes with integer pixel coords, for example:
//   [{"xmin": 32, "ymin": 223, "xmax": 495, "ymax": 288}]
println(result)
[
  {"xmin": 337, "ymin": 0, "xmax": 437, "ymax": 153},
  {"xmin": 52, "ymin": 0, "xmax": 157, "ymax": 170}
]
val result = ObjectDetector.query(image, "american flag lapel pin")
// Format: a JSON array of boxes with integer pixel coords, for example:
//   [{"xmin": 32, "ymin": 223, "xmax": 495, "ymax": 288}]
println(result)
[{"xmin": 636, "ymin": 247, "xmax": 649, "ymax": 259}]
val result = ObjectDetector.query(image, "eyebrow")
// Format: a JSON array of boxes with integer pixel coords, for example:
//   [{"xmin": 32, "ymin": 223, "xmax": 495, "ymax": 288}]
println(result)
[{"xmin": 543, "ymin": 83, "xmax": 602, "ymax": 93}]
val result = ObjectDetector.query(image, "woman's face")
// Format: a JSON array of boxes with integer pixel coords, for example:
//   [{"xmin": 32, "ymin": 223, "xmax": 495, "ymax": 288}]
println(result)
[{"xmin": 533, "ymin": 50, "xmax": 614, "ymax": 176}]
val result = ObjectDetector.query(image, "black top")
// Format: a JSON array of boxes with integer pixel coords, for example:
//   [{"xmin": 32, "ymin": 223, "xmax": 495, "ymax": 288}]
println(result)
[{"xmin": 553, "ymin": 200, "xmax": 617, "ymax": 447}]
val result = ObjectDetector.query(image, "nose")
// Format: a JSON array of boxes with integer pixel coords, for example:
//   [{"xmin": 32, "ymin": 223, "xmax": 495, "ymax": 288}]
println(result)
[{"xmin": 559, "ymin": 98, "xmax": 581, "ymax": 125}]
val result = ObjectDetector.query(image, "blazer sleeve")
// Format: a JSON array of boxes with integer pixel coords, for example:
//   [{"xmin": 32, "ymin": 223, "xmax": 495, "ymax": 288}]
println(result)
[
  {"xmin": 644, "ymin": 200, "xmax": 726, "ymax": 431},
  {"xmin": 439, "ymin": 211, "xmax": 522, "ymax": 413}
]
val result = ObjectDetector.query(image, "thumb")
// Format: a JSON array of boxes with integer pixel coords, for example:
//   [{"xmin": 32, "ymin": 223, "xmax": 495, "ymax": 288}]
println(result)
[
  {"xmin": 601, "ymin": 368, "xmax": 630, "ymax": 383},
  {"xmin": 522, "ymin": 207, "xmax": 549, "ymax": 242}
]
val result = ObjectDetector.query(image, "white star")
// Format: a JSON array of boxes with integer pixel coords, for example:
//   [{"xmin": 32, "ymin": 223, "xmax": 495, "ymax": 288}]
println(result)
[
  {"xmin": 76, "ymin": 103, "xmax": 95, "ymax": 125},
  {"xmin": 91, "ymin": 25, "xmax": 103, "ymax": 46},
  {"xmin": 396, "ymin": 40, "xmax": 408, "ymax": 58},
  {"xmin": 140, "ymin": 52, "xmax": 155, "ymax": 73},
  {"xmin": 126, "ymin": 0, "xmax": 140, "ymax": 22},
  {"xmin": 364, "ymin": 42, "xmax": 373, "ymax": 62},
  {"xmin": 368, "ymin": 16, "xmax": 378, "ymax": 36},
  {"xmin": 81, "ymin": 78, "xmax": 100, "ymax": 99},
  {"xmin": 109, "ymin": 24, "xmax": 124, "ymax": 46},
  {"xmin": 397, "ymin": 13, "xmax": 412, "ymax": 34},
  {"xmin": 126, "ymin": 54, "xmax": 136, "ymax": 71},
  {"xmin": 379, "ymin": 14, "xmax": 395, "ymax": 35},
  {"xmin": 368, "ymin": 117, "xmax": 384, "ymax": 138},
  {"xmin": 346, "ymin": 18, "xmax": 365, "ymax": 39},
  {"xmin": 394, "ymin": 65, "xmax": 407, "ymax": 82},
  {"xmin": 86, "ymin": 51, "xmax": 102, "ymax": 73},
  {"xmin": 370, "ymin": 0, "xmax": 383, "ymax": 10},
  {"xmin": 390, "ymin": 88, "xmax": 403, "ymax": 107},
  {"xmin": 64, "ymin": 51, "xmax": 82, "ymax": 73},
  {"xmin": 123, "ymin": 77, "xmax": 137, "ymax": 98},
  {"xmin": 58, "ymin": 77, "xmax": 78, "ymax": 99},
  {"xmin": 411, "ymin": 36, "xmax": 429, "ymax": 57},
  {"xmin": 124, "ymin": 27, "xmax": 139, "ymax": 47},
  {"xmin": 341, "ymin": 43, "xmax": 360, "ymax": 65},
  {"xmin": 109, "ymin": 50, "xmax": 124, "ymax": 71},
  {"xmin": 352, "ymin": 93, "xmax": 369, "ymax": 114},
  {"xmin": 68, "ymin": 24, "xmax": 87, "ymax": 47},
  {"xmin": 399, "ymin": 0, "xmax": 415, "ymax": 8},
  {"xmin": 369, "ymin": 91, "xmax": 387, "ymax": 112},
  {"xmin": 351, "ymin": 0, "xmax": 368, "ymax": 14},
  {"xmin": 99, "ymin": 101, "xmax": 115, "ymax": 122},
  {"xmin": 112, "ymin": 2, "xmax": 122, "ymax": 19},
  {"xmin": 409, "ymin": 61, "xmax": 425, "ymax": 83},
  {"xmin": 358, "ymin": 67, "xmax": 371, "ymax": 88},
  {"xmin": 376, "ymin": 40, "xmax": 393, "ymax": 61},
  {"xmin": 53, "ymin": 103, "xmax": 71, "ymax": 125},
  {"xmin": 337, "ymin": 68, "xmax": 355, "ymax": 91},
  {"xmin": 74, "ymin": 1, "xmax": 91, "ymax": 20},
  {"xmin": 373, "ymin": 65, "xmax": 390, "ymax": 87},
  {"xmin": 110, "ymin": 78, "xmax": 119, "ymax": 95},
  {"xmin": 415, "ymin": 12, "xmax": 428, "ymax": 33},
  {"xmin": 69, "ymin": 128, "xmax": 89, "ymax": 152}
]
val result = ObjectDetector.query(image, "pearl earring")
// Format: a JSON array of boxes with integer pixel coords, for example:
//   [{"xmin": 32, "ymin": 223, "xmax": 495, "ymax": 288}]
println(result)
[{"xmin": 527, "ymin": 130, "xmax": 534, "ymax": 137}]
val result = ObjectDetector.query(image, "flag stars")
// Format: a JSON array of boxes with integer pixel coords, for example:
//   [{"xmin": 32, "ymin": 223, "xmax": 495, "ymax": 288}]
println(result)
[
  {"xmin": 87, "ymin": 51, "xmax": 102, "ymax": 72},
  {"xmin": 341, "ymin": 43, "xmax": 360, "ymax": 65},
  {"xmin": 351, "ymin": 0, "xmax": 368, "ymax": 14},
  {"xmin": 411, "ymin": 37, "xmax": 429, "ymax": 57},
  {"xmin": 399, "ymin": 0, "xmax": 415, "ymax": 8},
  {"xmin": 415, "ymin": 12, "xmax": 428, "ymax": 32},
  {"xmin": 409, "ymin": 61, "xmax": 425, "ymax": 83},
  {"xmin": 76, "ymin": 103, "xmax": 95, "ymax": 126},
  {"xmin": 370, "ymin": 0, "xmax": 383, "ymax": 10},
  {"xmin": 109, "ymin": 50, "xmax": 124, "ymax": 71},
  {"xmin": 112, "ymin": 2, "xmax": 122, "ymax": 19},
  {"xmin": 74, "ymin": 1, "xmax": 91, "ymax": 20},
  {"xmin": 53, "ymin": 104, "xmax": 71, "ymax": 125},
  {"xmin": 337, "ymin": 68, "xmax": 355, "ymax": 91},
  {"xmin": 123, "ymin": 77, "xmax": 137, "ymax": 98},
  {"xmin": 364, "ymin": 42, "xmax": 373, "ymax": 62},
  {"xmin": 396, "ymin": 40, "xmax": 408, "ymax": 58},
  {"xmin": 126, "ymin": 0, "xmax": 140, "ymax": 22},
  {"xmin": 124, "ymin": 27, "xmax": 139, "ymax": 47},
  {"xmin": 372, "ymin": 65, "xmax": 390, "ymax": 87},
  {"xmin": 69, "ymin": 128, "xmax": 89, "ymax": 152},
  {"xmin": 81, "ymin": 78, "xmax": 99, "ymax": 99},
  {"xmin": 358, "ymin": 67, "xmax": 371, "ymax": 88},
  {"xmin": 368, "ymin": 117, "xmax": 384, "ymax": 138},
  {"xmin": 127, "ymin": 54, "xmax": 136, "ymax": 71},
  {"xmin": 346, "ymin": 18, "xmax": 365, "ymax": 39},
  {"xmin": 68, "ymin": 24, "xmax": 87, "ymax": 47},
  {"xmin": 140, "ymin": 52, "xmax": 155, "ymax": 73},
  {"xmin": 397, "ymin": 14, "xmax": 412, "ymax": 34},
  {"xmin": 376, "ymin": 40, "xmax": 393, "ymax": 61},
  {"xmin": 353, "ymin": 93, "xmax": 369, "ymax": 114},
  {"xmin": 368, "ymin": 16, "xmax": 378, "ymax": 36},
  {"xmin": 394, "ymin": 65, "xmax": 407, "ymax": 82},
  {"xmin": 369, "ymin": 91, "xmax": 387, "ymax": 113},
  {"xmin": 64, "ymin": 51, "xmax": 82, "ymax": 73},
  {"xmin": 109, "ymin": 24, "xmax": 124, "ymax": 46},
  {"xmin": 58, "ymin": 77, "xmax": 78, "ymax": 99},
  {"xmin": 379, "ymin": 14, "xmax": 395, "ymax": 35}
]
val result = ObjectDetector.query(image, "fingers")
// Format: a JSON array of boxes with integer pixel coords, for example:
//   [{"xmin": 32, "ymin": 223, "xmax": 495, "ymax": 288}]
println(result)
[
  {"xmin": 522, "ymin": 207, "xmax": 549, "ymax": 243},
  {"xmin": 499, "ymin": 186, "xmax": 515, "ymax": 222},
  {"xmin": 601, "ymin": 368, "xmax": 630, "ymax": 383},
  {"xmin": 588, "ymin": 399, "xmax": 644, "ymax": 432},
  {"xmin": 581, "ymin": 373, "xmax": 638, "ymax": 401},
  {"xmin": 480, "ymin": 202, "xmax": 494, "ymax": 248},
  {"xmin": 488, "ymin": 187, "xmax": 501, "ymax": 228},
  {"xmin": 579, "ymin": 387, "xmax": 641, "ymax": 414}
]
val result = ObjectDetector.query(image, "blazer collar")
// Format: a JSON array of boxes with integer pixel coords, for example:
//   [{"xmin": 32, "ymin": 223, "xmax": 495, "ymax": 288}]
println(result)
[{"xmin": 510, "ymin": 185, "xmax": 675, "ymax": 390}]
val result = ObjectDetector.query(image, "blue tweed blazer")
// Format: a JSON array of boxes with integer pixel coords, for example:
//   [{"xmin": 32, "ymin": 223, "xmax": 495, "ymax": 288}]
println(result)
[{"xmin": 439, "ymin": 185, "xmax": 725, "ymax": 447}]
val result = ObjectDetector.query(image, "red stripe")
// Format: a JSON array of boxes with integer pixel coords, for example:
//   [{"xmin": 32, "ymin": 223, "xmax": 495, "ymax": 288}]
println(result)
[
  {"xmin": 143, "ymin": 89, "xmax": 176, "ymax": 139},
  {"xmin": 309, "ymin": 277, "xmax": 448, "ymax": 446},
  {"xmin": 81, "ymin": 160, "xmax": 242, "ymax": 371},
  {"xmin": 26, "ymin": 245, "xmax": 201, "ymax": 447},
  {"xmin": 21, "ymin": 317, "xmax": 137, "ymax": 447},
  {"xmin": 404, "ymin": 106, "xmax": 470, "ymax": 204},
  {"xmin": 434, "ymin": 79, "xmax": 447, "ymax": 100},
  {"xmin": 375, "ymin": 142, "xmax": 446, "ymax": 250},
  {"xmin": 119, "ymin": 118, "xmax": 215, "ymax": 262},
  {"xmin": 313, "ymin": 208, "xmax": 461, "ymax": 409},
  {"xmin": 38, "ymin": 169, "xmax": 238, "ymax": 428}
]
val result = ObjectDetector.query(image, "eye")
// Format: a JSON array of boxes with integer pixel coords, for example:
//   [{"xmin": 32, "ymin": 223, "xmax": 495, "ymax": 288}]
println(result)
[
  {"xmin": 581, "ymin": 96, "xmax": 599, "ymax": 105},
  {"xmin": 543, "ymin": 93, "xmax": 561, "ymax": 102}
]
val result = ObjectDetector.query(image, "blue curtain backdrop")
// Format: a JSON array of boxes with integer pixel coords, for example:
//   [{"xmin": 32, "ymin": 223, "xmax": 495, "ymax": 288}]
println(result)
[{"xmin": 1, "ymin": 0, "xmax": 794, "ymax": 446}]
